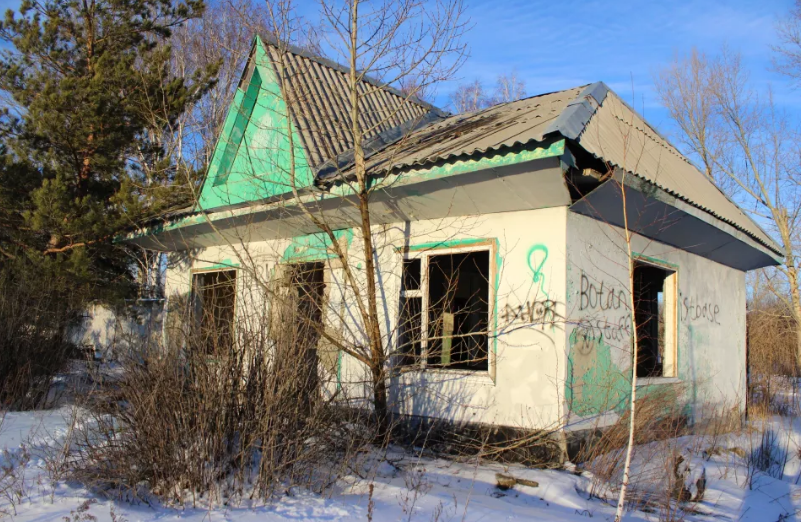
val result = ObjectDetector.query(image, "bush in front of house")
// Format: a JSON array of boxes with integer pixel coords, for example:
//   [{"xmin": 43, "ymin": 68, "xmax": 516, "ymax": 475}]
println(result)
[
  {"xmin": 67, "ymin": 290, "xmax": 374, "ymax": 505},
  {"xmin": 0, "ymin": 259, "xmax": 84, "ymax": 410}
]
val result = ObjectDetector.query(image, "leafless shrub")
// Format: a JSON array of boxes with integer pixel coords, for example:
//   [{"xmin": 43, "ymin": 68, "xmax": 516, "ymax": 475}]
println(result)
[
  {"xmin": 0, "ymin": 442, "xmax": 31, "ymax": 516},
  {"xmin": 746, "ymin": 424, "xmax": 789, "ymax": 489},
  {"xmin": 747, "ymin": 300, "xmax": 799, "ymax": 417},
  {"xmin": 63, "ymin": 498, "xmax": 98, "ymax": 522},
  {"xmin": 575, "ymin": 385, "xmax": 725, "ymax": 520},
  {"xmin": 68, "ymin": 280, "xmax": 374, "ymax": 506},
  {"xmin": 0, "ymin": 261, "xmax": 84, "ymax": 411}
]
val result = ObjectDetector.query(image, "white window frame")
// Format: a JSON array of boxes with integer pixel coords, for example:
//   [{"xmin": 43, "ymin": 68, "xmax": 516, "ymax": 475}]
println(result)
[{"xmin": 398, "ymin": 241, "xmax": 496, "ymax": 377}]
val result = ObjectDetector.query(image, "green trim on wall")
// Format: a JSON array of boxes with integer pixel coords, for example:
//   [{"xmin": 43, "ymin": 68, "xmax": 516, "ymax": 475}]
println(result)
[{"xmin": 281, "ymin": 230, "xmax": 354, "ymax": 263}]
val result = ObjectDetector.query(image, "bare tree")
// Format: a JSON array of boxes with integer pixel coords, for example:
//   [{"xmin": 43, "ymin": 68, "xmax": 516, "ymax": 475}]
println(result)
[
  {"xmin": 254, "ymin": 0, "xmax": 469, "ymax": 433},
  {"xmin": 448, "ymin": 79, "xmax": 486, "ymax": 113},
  {"xmin": 448, "ymin": 70, "xmax": 526, "ymax": 113},
  {"xmin": 490, "ymin": 69, "xmax": 526, "ymax": 105},
  {"xmin": 656, "ymin": 48, "xmax": 801, "ymax": 370},
  {"xmin": 773, "ymin": 0, "xmax": 801, "ymax": 85}
]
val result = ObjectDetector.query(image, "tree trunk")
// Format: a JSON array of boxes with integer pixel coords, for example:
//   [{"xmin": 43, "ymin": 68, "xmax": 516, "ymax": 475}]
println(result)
[
  {"xmin": 615, "ymin": 177, "xmax": 639, "ymax": 522},
  {"xmin": 349, "ymin": 0, "xmax": 389, "ymax": 435},
  {"xmin": 787, "ymin": 266, "xmax": 801, "ymax": 374}
]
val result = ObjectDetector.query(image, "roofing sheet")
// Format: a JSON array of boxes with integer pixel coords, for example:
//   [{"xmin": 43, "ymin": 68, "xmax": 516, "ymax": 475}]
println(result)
[
  {"xmin": 349, "ymin": 86, "xmax": 585, "ymax": 175},
  {"xmin": 577, "ymin": 89, "xmax": 778, "ymax": 252},
  {"xmin": 265, "ymin": 42, "xmax": 435, "ymax": 169},
  {"xmin": 325, "ymin": 81, "xmax": 778, "ymax": 254}
]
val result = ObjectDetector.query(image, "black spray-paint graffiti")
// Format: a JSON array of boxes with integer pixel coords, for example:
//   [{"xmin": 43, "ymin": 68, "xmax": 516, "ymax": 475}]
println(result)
[
  {"xmin": 680, "ymin": 292, "xmax": 720, "ymax": 325},
  {"xmin": 580, "ymin": 271, "xmax": 626, "ymax": 311},
  {"xmin": 501, "ymin": 300, "xmax": 560, "ymax": 326},
  {"xmin": 574, "ymin": 316, "xmax": 631, "ymax": 344}
]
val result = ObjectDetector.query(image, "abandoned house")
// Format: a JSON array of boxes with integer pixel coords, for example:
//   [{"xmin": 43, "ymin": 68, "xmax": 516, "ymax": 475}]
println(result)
[{"xmin": 125, "ymin": 36, "xmax": 782, "ymax": 434}]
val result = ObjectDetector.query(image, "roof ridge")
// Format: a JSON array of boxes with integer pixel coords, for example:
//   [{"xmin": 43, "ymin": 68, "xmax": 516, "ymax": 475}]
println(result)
[{"xmin": 257, "ymin": 33, "xmax": 448, "ymax": 118}]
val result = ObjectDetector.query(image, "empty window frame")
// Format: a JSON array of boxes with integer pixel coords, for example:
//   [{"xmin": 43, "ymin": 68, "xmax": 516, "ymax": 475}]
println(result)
[
  {"xmin": 192, "ymin": 269, "xmax": 237, "ymax": 355},
  {"xmin": 287, "ymin": 262, "xmax": 326, "ymax": 353},
  {"xmin": 633, "ymin": 260, "xmax": 677, "ymax": 378},
  {"xmin": 399, "ymin": 249, "xmax": 491, "ymax": 372},
  {"xmin": 286, "ymin": 262, "xmax": 327, "ymax": 403}
]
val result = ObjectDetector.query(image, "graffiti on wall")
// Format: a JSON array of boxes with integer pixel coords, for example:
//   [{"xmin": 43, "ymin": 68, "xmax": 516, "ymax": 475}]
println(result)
[
  {"xmin": 680, "ymin": 292, "xmax": 720, "ymax": 325},
  {"xmin": 499, "ymin": 243, "xmax": 561, "ymax": 327},
  {"xmin": 501, "ymin": 300, "xmax": 559, "ymax": 326},
  {"xmin": 527, "ymin": 244, "xmax": 550, "ymax": 300},
  {"xmin": 579, "ymin": 270, "xmax": 626, "ymax": 312}
]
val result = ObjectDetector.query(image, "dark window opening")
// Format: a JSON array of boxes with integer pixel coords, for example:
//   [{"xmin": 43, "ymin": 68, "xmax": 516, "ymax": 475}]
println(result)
[
  {"xmin": 192, "ymin": 270, "xmax": 237, "ymax": 355},
  {"xmin": 399, "ymin": 296, "xmax": 422, "ymax": 365},
  {"xmin": 633, "ymin": 262, "xmax": 672, "ymax": 378},
  {"xmin": 427, "ymin": 251, "xmax": 490, "ymax": 371},
  {"xmin": 289, "ymin": 262, "xmax": 326, "ymax": 352},
  {"xmin": 402, "ymin": 258, "xmax": 421, "ymax": 291},
  {"xmin": 399, "ymin": 258, "xmax": 422, "ymax": 366},
  {"xmin": 289, "ymin": 262, "xmax": 326, "ymax": 399}
]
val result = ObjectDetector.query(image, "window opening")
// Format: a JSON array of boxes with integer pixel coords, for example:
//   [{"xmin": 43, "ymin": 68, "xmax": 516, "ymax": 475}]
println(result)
[
  {"xmin": 633, "ymin": 261, "xmax": 676, "ymax": 378},
  {"xmin": 192, "ymin": 270, "xmax": 237, "ymax": 355},
  {"xmin": 399, "ymin": 259, "xmax": 423, "ymax": 365},
  {"xmin": 288, "ymin": 262, "xmax": 326, "ymax": 400},
  {"xmin": 399, "ymin": 250, "xmax": 490, "ymax": 372}
]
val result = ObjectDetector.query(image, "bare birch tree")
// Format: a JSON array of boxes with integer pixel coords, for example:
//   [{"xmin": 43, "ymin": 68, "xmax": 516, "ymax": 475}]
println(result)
[
  {"xmin": 448, "ymin": 70, "xmax": 526, "ymax": 113},
  {"xmin": 448, "ymin": 79, "xmax": 486, "ymax": 113},
  {"xmin": 490, "ymin": 69, "xmax": 526, "ymax": 105},
  {"xmin": 656, "ymin": 48, "xmax": 801, "ymax": 370},
  {"xmin": 257, "ymin": 0, "xmax": 469, "ymax": 433}
]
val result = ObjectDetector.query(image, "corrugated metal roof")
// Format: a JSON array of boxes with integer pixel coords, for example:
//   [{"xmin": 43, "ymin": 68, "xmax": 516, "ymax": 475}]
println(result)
[
  {"xmin": 263, "ymin": 39, "xmax": 440, "ymax": 169},
  {"xmin": 343, "ymin": 85, "xmax": 586, "ymax": 175},
  {"xmin": 575, "ymin": 87, "xmax": 779, "ymax": 253},
  {"xmin": 322, "ymin": 81, "xmax": 778, "ymax": 254}
]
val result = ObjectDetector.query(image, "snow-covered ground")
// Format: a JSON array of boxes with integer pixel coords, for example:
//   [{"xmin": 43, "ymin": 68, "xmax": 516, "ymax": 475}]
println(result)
[{"xmin": 2, "ymin": 407, "xmax": 801, "ymax": 521}]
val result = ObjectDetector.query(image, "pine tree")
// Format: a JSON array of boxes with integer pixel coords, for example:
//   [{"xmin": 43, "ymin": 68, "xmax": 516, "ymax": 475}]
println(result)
[{"xmin": 0, "ymin": 0, "xmax": 215, "ymax": 297}]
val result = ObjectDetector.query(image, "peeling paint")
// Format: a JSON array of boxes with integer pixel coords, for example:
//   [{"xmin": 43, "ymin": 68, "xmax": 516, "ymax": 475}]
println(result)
[
  {"xmin": 281, "ymin": 229, "xmax": 354, "ymax": 263},
  {"xmin": 565, "ymin": 329, "xmax": 629, "ymax": 416}
]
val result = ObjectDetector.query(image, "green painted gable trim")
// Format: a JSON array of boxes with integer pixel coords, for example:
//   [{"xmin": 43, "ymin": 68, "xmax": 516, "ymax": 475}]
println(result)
[
  {"xmin": 123, "ymin": 140, "xmax": 567, "ymax": 243},
  {"xmin": 196, "ymin": 36, "xmax": 314, "ymax": 211}
]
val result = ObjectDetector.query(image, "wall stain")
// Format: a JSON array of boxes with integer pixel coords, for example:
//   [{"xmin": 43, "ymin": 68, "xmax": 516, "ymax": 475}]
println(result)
[{"xmin": 566, "ymin": 330, "xmax": 629, "ymax": 416}]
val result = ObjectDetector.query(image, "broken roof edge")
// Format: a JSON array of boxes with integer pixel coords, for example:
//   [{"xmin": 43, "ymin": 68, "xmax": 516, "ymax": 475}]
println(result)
[
  {"xmin": 315, "ymin": 110, "xmax": 446, "ymax": 182},
  {"xmin": 257, "ymin": 34, "xmax": 449, "ymax": 119},
  {"xmin": 551, "ymin": 83, "xmax": 783, "ymax": 257},
  {"xmin": 545, "ymin": 81, "xmax": 608, "ymax": 140}
]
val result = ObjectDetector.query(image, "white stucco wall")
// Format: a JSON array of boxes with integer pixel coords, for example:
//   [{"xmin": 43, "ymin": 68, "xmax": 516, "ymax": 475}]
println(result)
[
  {"xmin": 160, "ymin": 206, "xmax": 747, "ymax": 432},
  {"xmin": 162, "ymin": 206, "xmax": 570, "ymax": 430},
  {"xmin": 565, "ymin": 212, "xmax": 747, "ymax": 425},
  {"xmin": 71, "ymin": 302, "xmax": 164, "ymax": 360}
]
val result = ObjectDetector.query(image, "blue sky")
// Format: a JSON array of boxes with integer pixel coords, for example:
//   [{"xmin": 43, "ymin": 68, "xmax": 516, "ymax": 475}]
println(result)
[
  {"xmin": 446, "ymin": 0, "xmax": 798, "ymax": 130},
  {"xmin": 0, "ymin": 0, "xmax": 793, "ymax": 134}
]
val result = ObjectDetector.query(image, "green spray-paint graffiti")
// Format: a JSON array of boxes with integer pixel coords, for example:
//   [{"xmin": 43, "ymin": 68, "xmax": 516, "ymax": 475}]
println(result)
[
  {"xmin": 565, "ymin": 329, "xmax": 629, "ymax": 416},
  {"xmin": 527, "ymin": 244, "xmax": 549, "ymax": 300}
]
